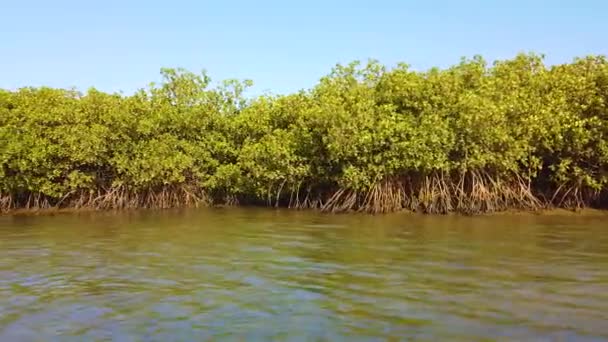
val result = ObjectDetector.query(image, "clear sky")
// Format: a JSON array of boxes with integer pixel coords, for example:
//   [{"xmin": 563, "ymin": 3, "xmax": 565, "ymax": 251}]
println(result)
[{"xmin": 1, "ymin": 0, "xmax": 607, "ymax": 95}]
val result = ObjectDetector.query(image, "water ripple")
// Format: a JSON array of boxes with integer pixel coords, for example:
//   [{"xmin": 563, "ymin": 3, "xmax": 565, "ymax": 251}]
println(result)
[{"xmin": 1, "ymin": 209, "xmax": 608, "ymax": 340}]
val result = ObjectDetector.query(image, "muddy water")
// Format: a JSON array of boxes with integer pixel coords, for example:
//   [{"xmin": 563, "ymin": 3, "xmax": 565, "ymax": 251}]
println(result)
[{"xmin": 1, "ymin": 209, "xmax": 607, "ymax": 340}]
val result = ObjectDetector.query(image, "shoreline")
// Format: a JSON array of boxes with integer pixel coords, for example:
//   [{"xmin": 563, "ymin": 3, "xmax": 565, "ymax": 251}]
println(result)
[
  {"xmin": 3, "ymin": 54, "xmax": 608, "ymax": 221},
  {"xmin": 3, "ymin": 206, "xmax": 607, "ymax": 217}
]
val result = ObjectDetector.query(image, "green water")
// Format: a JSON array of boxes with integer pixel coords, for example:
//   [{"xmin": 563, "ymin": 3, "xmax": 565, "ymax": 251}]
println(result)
[{"xmin": 1, "ymin": 209, "xmax": 607, "ymax": 341}]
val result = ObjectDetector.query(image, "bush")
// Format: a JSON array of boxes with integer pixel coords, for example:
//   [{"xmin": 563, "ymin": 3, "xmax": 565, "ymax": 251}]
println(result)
[{"xmin": 1, "ymin": 54, "xmax": 607, "ymax": 214}]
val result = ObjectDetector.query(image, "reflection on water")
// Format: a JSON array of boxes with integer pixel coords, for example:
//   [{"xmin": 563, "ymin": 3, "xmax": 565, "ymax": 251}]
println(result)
[{"xmin": 1, "ymin": 208, "xmax": 607, "ymax": 340}]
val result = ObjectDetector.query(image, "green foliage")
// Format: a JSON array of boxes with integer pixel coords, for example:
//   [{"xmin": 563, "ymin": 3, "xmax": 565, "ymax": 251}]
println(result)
[{"xmin": 1, "ymin": 55, "xmax": 607, "ymax": 212}]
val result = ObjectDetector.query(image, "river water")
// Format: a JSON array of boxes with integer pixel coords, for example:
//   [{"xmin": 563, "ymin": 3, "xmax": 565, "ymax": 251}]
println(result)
[{"xmin": 0, "ymin": 208, "xmax": 607, "ymax": 341}]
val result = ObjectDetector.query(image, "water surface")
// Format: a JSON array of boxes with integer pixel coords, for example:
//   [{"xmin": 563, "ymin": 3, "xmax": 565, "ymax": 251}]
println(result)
[{"xmin": 1, "ymin": 209, "xmax": 607, "ymax": 340}]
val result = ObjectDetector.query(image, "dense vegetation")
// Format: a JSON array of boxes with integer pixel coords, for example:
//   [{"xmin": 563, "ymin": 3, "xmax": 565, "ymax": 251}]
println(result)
[{"xmin": 1, "ymin": 54, "xmax": 607, "ymax": 214}]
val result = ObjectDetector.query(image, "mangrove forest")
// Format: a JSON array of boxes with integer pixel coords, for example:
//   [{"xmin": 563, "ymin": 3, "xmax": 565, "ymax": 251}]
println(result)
[{"xmin": 1, "ymin": 53, "xmax": 607, "ymax": 214}]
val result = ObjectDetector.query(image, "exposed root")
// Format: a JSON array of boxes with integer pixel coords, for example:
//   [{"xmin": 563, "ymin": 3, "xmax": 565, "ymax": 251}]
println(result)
[
  {"xmin": 550, "ymin": 183, "xmax": 602, "ymax": 210},
  {"xmin": 416, "ymin": 174, "xmax": 453, "ymax": 214},
  {"xmin": 289, "ymin": 186, "xmax": 324, "ymax": 210},
  {"xmin": 222, "ymin": 194, "xmax": 239, "ymax": 206},
  {"xmin": 78, "ymin": 185, "xmax": 209, "ymax": 209},
  {"xmin": 322, "ymin": 188, "xmax": 358, "ymax": 212},
  {"xmin": 2, "ymin": 185, "xmax": 210, "ymax": 213},
  {"xmin": 452, "ymin": 171, "xmax": 543, "ymax": 214},
  {"xmin": 360, "ymin": 177, "xmax": 405, "ymax": 214},
  {"xmin": 24, "ymin": 193, "xmax": 52, "ymax": 211},
  {"xmin": 0, "ymin": 194, "xmax": 14, "ymax": 213},
  {"xmin": 319, "ymin": 171, "xmax": 546, "ymax": 214},
  {"xmin": 2, "ymin": 172, "xmax": 604, "ymax": 215}
]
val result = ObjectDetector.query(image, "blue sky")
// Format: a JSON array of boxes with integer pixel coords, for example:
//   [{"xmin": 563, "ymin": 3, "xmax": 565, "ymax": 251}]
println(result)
[{"xmin": 1, "ymin": 0, "xmax": 607, "ymax": 95}]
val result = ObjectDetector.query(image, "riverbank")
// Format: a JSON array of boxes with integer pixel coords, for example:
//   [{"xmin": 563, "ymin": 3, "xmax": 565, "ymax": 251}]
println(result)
[
  {"xmin": 2, "ymin": 53, "xmax": 607, "ymax": 214},
  {"xmin": 481, "ymin": 207, "xmax": 608, "ymax": 217},
  {"xmin": 3, "ymin": 204, "xmax": 607, "ymax": 217}
]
